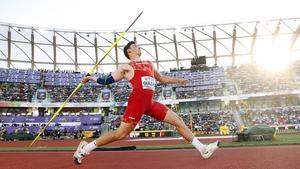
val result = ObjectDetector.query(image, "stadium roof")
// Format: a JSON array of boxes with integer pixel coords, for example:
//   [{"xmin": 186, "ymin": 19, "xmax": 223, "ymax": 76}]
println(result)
[{"xmin": 0, "ymin": 0, "xmax": 299, "ymax": 72}]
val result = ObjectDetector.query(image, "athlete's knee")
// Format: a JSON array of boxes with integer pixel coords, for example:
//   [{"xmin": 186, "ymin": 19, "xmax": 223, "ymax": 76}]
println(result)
[{"xmin": 165, "ymin": 111, "xmax": 184, "ymax": 127}]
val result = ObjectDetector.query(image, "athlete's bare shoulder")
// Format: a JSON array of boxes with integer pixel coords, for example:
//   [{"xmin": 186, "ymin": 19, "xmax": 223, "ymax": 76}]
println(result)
[
  {"xmin": 110, "ymin": 64, "xmax": 133, "ymax": 81},
  {"xmin": 118, "ymin": 64, "xmax": 134, "ymax": 80}
]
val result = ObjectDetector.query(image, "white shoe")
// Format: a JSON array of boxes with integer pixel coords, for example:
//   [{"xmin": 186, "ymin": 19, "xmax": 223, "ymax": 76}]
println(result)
[
  {"xmin": 201, "ymin": 140, "xmax": 220, "ymax": 159},
  {"xmin": 73, "ymin": 141, "xmax": 88, "ymax": 165}
]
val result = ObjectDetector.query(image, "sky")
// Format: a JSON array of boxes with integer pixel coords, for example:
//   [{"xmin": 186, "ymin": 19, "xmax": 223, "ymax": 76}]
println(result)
[{"xmin": 0, "ymin": 0, "xmax": 299, "ymax": 31}]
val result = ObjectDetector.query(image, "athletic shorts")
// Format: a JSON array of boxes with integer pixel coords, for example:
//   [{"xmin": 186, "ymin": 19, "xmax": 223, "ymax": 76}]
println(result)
[{"xmin": 122, "ymin": 93, "xmax": 169, "ymax": 125}]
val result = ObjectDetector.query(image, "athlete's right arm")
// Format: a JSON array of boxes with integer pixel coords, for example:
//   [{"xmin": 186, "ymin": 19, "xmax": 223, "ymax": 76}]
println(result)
[{"xmin": 81, "ymin": 64, "xmax": 132, "ymax": 84}]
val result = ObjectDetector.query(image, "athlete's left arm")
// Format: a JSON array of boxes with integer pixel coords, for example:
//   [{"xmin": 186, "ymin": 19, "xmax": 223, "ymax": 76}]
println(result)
[
  {"xmin": 154, "ymin": 69, "xmax": 188, "ymax": 85},
  {"xmin": 81, "ymin": 64, "xmax": 129, "ymax": 85}
]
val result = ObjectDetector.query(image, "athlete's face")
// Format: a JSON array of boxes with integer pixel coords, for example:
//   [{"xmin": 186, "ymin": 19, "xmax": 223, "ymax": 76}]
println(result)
[{"xmin": 129, "ymin": 43, "xmax": 141, "ymax": 57}]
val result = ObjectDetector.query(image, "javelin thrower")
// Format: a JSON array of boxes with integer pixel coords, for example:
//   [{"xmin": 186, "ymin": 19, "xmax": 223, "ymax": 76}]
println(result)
[{"xmin": 73, "ymin": 41, "xmax": 220, "ymax": 164}]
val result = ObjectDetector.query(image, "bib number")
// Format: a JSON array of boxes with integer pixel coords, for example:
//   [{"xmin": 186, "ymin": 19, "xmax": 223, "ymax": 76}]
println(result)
[{"xmin": 141, "ymin": 76, "xmax": 156, "ymax": 90}]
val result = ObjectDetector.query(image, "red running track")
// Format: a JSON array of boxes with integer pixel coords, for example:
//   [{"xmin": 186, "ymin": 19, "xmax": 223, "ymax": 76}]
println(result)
[
  {"xmin": 0, "ymin": 137, "xmax": 234, "ymax": 147},
  {"xmin": 0, "ymin": 145, "xmax": 299, "ymax": 169}
]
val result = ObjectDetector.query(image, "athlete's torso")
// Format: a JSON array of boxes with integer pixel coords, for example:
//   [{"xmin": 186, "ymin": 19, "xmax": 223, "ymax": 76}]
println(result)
[{"xmin": 128, "ymin": 60, "xmax": 156, "ymax": 96}]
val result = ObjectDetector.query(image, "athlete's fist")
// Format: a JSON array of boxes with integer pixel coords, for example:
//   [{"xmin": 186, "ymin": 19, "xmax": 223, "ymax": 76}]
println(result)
[
  {"xmin": 81, "ymin": 76, "xmax": 97, "ymax": 84},
  {"xmin": 81, "ymin": 76, "xmax": 91, "ymax": 84}
]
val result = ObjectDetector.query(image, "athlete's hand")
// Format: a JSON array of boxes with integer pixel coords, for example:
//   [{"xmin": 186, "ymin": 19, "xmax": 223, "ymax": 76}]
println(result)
[
  {"xmin": 178, "ymin": 79, "xmax": 188, "ymax": 85},
  {"xmin": 81, "ymin": 76, "xmax": 93, "ymax": 84}
]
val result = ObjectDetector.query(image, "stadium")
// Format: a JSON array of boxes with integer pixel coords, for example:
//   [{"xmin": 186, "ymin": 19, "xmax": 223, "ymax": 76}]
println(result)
[{"xmin": 0, "ymin": 1, "xmax": 300, "ymax": 169}]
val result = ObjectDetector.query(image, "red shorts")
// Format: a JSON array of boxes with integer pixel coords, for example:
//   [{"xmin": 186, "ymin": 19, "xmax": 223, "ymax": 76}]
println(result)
[{"xmin": 122, "ymin": 93, "xmax": 169, "ymax": 125}]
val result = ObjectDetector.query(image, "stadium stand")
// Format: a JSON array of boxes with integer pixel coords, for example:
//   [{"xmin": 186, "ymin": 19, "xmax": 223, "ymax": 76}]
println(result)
[
  {"xmin": 227, "ymin": 64, "xmax": 298, "ymax": 94},
  {"xmin": 1, "ymin": 63, "xmax": 300, "ymax": 140}
]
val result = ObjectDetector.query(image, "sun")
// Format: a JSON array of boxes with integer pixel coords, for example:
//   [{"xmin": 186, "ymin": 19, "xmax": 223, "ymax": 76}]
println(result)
[{"xmin": 254, "ymin": 36, "xmax": 291, "ymax": 72}]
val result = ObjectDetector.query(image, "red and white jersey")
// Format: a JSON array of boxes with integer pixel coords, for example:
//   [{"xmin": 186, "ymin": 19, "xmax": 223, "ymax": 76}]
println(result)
[
  {"xmin": 123, "ymin": 60, "xmax": 168, "ymax": 125},
  {"xmin": 129, "ymin": 60, "xmax": 155, "ymax": 95}
]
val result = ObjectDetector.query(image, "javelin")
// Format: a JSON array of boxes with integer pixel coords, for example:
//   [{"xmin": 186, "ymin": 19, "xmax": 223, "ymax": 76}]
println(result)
[{"xmin": 29, "ymin": 11, "xmax": 143, "ymax": 147}]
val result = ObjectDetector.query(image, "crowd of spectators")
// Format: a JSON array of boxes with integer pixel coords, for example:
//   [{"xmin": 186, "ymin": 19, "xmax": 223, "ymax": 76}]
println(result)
[
  {"xmin": 242, "ymin": 107, "xmax": 300, "ymax": 126},
  {"xmin": 0, "ymin": 65, "xmax": 300, "ymax": 138},
  {"xmin": 114, "ymin": 107, "xmax": 299, "ymax": 134},
  {"xmin": 0, "ymin": 106, "xmax": 299, "ymax": 140},
  {"xmin": 164, "ymin": 67, "xmax": 226, "ymax": 99},
  {"xmin": 103, "ymin": 110, "xmax": 239, "ymax": 134},
  {"xmin": 1, "ymin": 64, "xmax": 300, "ymax": 103},
  {"xmin": 0, "ymin": 114, "xmax": 102, "ymax": 141},
  {"xmin": 0, "ymin": 67, "xmax": 228, "ymax": 102},
  {"xmin": 111, "ymin": 82, "xmax": 132, "ymax": 102},
  {"xmin": 179, "ymin": 111, "xmax": 239, "ymax": 135},
  {"xmin": 0, "ymin": 83, "xmax": 36, "ymax": 102},
  {"xmin": 227, "ymin": 64, "xmax": 298, "ymax": 94},
  {"xmin": 46, "ymin": 86, "xmax": 103, "ymax": 102}
]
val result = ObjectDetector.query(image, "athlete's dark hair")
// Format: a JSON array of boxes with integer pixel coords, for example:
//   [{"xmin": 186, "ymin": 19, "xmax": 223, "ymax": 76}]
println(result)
[{"xmin": 123, "ymin": 41, "xmax": 135, "ymax": 59}]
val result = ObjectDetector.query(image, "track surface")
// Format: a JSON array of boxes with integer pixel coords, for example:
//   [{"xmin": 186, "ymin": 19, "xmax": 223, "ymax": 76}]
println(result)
[
  {"xmin": 1, "ymin": 145, "xmax": 299, "ymax": 169},
  {"xmin": 0, "ymin": 137, "xmax": 234, "ymax": 147}
]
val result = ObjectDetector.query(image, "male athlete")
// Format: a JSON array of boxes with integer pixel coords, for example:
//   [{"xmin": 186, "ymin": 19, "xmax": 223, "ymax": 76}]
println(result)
[{"xmin": 73, "ymin": 41, "xmax": 219, "ymax": 164}]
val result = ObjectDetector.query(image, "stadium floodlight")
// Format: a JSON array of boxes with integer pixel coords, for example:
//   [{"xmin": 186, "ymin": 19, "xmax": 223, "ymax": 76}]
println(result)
[{"xmin": 29, "ymin": 11, "xmax": 143, "ymax": 147}]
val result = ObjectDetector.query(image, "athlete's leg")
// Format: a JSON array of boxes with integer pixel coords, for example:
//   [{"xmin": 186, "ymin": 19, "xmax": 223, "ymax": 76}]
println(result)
[
  {"xmin": 162, "ymin": 109, "xmax": 194, "ymax": 141},
  {"xmin": 147, "ymin": 103, "xmax": 206, "ymax": 152},
  {"xmin": 73, "ymin": 122, "xmax": 135, "ymax": 164},
  {"xmin": 162, "ymin": 109, "xmax": 219, "ymax": 159},
  {"xmin": 98, "ymin": 122, "xmax": 134, "ymax": 144},
  {"xmin": 146, "ymin": 102, "xmax": 196, "ymax": 143},
  {"xmin": 147, "ymin": 101, "xmax": 219, "ymax": 159},
  {"xmin": 85, "ymin": 122, "xmax": 135, "ymax": 152},
  {"xmin": 162, "ymin": 109, "xmax": 205, "ymax": 151}
]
